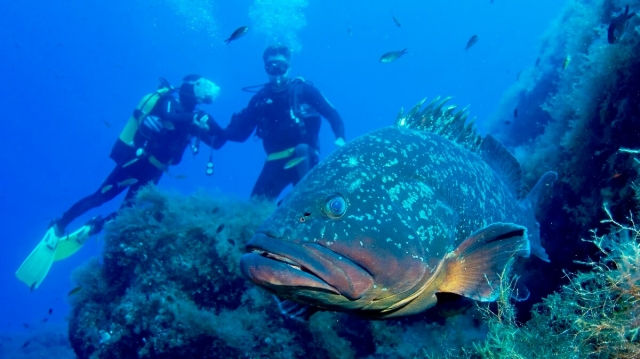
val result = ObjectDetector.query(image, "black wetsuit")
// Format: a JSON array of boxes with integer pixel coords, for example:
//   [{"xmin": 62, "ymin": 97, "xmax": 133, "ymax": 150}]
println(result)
[
  {"xmin": 219, "ymin": 78, "xmax": 345, "ymax": 199},
  {"xmin": 56, "ymin": 93, "xmax": 222, "ymax": 232}
]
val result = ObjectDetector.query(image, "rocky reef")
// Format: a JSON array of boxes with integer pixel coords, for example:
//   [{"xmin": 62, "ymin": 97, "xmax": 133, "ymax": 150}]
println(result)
[
  {"xmin": 67, "ymin": 187, "xmax": 486, "ymax": 359},
  {"xmin": 485, "ymin": 0, "xmax": 640, "ymax": 320}
]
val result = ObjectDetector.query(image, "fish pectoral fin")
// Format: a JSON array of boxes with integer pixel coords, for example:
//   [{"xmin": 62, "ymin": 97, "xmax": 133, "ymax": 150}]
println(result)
[
  {"xmin": 273, "ymin": 296, "xmax": 320, "ymax": 321},
  {"xmin": 438, "ymin": 222, "xmax": 530, "ymax": 302}
]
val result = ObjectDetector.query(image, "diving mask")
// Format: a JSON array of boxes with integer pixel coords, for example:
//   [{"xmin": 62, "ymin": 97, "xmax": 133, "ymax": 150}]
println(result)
[
  {"xmin": 189, "ymin": 78, "xmax": 220, "ymax": 104},
  {"xmin": 265, "ymin": 60, "xmax": 289, "ymax": 76}
]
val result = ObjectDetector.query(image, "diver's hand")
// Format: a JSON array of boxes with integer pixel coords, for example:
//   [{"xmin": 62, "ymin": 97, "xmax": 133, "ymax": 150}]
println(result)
[
  {"xmin": 143, "ymin": 115, "xmax": 163, "ymax": 132},
  {"xmin": 334, "ymin": 137, "xmax": 346, "ymax": 147},
  {"xmin": 193, "ymin": 112, "xmax": 210, "ymax": 131}
]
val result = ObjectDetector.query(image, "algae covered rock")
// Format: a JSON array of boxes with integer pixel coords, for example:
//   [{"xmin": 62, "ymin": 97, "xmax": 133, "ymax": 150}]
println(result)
[{"xmin": 66, "ymin": 186, "xmax": 485, "ymax": 359}]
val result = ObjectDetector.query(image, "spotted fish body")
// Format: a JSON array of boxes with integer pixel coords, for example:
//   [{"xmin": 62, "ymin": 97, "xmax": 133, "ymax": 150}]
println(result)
[{"xmin": 241, "ymin": 97, "xmax": 556, "ymax": 318}]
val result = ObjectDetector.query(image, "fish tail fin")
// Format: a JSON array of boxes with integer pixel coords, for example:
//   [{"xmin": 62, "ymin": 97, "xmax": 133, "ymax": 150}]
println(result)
[
  {"xmin": 401, "ymin": 48, "xmax": 408, "ymax": 54},
  {"xmin": 439, "ymin": 223, "xmax": 529, "ymax": 302},
  {"xmin": 522, "ymin": 171, "xmax": 557, "ymax": 262},
  {"xmin": 223, "ymin": 38, "xmax": 231, "ymax": 44}
]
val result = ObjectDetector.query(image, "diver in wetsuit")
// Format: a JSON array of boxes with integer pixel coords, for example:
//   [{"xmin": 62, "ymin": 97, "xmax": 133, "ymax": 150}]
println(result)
[
  {"xmin": 16, "ymin": 74, "xmax": 224, "ymax": 290},
  {"xmin": 217, "ymin": 45, "xmax": 346, "ymax": 200}
]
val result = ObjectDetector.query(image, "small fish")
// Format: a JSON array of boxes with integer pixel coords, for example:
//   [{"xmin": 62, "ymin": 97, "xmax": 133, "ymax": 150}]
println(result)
[
  {"xmin": 465, "ymin": 35, "xmax": 479, "ymax": 51},
  {"xmin": 380, "ymin": 49, "xmax": 408, "ymax": 63},
  {"xmin": 284, "ymin": 156, "xmax": 306, "ymax": 169},
  {"xmin": 22, "ymin": 340, "xmax": 30, "ymax": 348},
  {"xmin": 505, "ymin": 120, "xmax": 512, "ymax": 125},
  {"xmin": 224, "ymin": 26, "xmax": 249, "ymax": 44},
  {"xmin": 514, "ymin": 108, "xmax": 518, "ymax": 118},
  {"xmin": 216, "ymin": 224, "xmax": 225, "ymax": 234},
  {"xmin": 227, "ymin": 238, "xmax": 236, "ymax": 246},
  {"xmin": 608, "ymin": 5, "xmax": 636, "ymax": 44},
  {"xmin": 612, "ymin": 172, "xmax": 622, "ymax": 179},
  {"xmin": 48, "ymin": 308, "xmax": 53, "ymax": 315},
  {"xmin": 392, "ymin": 12, "xmax": 402, "ymax": 27},
  {"xmin": 211, "ymin": 207, "xmax": 219, "ymax": 214},
  {"xmin": 41, "ymin": 318, "xmax": 48, "ymax": 323},
  {"xmin": 348, "ymin": 26, "xmax": 352, "ymax": 36},
  {"xmin": 22, "ymin": 323, "xmax": 29, "ymax": 328},
  {"xmin": 118, "ymin": 178, "xmax": 138, "ymax": 187},
  {"xmin": 535, "ymin": 57, "xmax": 540, "ymax": 66},
  {"xmin": 101, "ymin": 184, "xmax": 113, "ymax": 193},
  {"xmin": 102, "ymin": 120, "xmax": 112, "ymax": 128},
  {"xmin": 68, "ymin": 286, "xmax": 82, "ymax": 297},
  {"xmin": 162, "ymin": 121, "xmax": 175, "ymax": 131},
  {"xmin": 562, "ymin": 55, "xmax": 571, "ymax": 70},
  {"xmin": 516, "ymin": 70, "xmax": 522, "ymax": 81},
  {"xmin": 173, "ymin": 174, "xmax": 188, "ymax": 180}
]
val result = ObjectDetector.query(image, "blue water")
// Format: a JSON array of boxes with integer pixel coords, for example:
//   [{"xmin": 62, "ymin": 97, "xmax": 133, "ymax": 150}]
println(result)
[{"xmin": 0, "ymin": 0, "xmax": 564, "ymax": 351}]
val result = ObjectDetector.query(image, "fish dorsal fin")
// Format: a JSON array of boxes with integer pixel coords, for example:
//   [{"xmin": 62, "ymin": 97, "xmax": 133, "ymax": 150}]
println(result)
[
  {"xmin": 395, "ymin": 96, "xmax": 482, "ymax": 152},
  {"xmin": 479, "ymin": 134, "xmax": 524, "ymax": 199}
]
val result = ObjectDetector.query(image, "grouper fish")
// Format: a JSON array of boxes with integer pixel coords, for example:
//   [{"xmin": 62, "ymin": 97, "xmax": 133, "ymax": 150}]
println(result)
[{"xmin": 240, "ymin": 97, "xmax": 557, "ymax": 319}]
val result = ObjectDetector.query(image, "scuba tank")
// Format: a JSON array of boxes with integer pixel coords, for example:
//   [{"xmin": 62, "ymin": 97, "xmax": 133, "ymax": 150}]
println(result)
[{"xmin": 109, "ymin": 78, "xmax": 174, "ymax": 165}]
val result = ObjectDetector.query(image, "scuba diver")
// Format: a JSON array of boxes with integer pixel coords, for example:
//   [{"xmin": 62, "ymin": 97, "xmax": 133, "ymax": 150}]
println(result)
[
  {"xmin": 215, "ymin": 44, "xmax": 346, "ymax": 200},
  {"xmin": 16, "ymin": 74, "xmax": 224, "ymax": 290}
]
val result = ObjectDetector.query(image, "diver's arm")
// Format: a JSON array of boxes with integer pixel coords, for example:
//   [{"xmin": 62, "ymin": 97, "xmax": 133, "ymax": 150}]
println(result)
[
  {"xmin": 223, "ymin": 96, "xmax": 261, "ymax": 142},
  {"xmin": 305, "ymin": 84, "xmax": 346, "ymax": 141},
  {"xmin": 197, "ymin": 116, "xmax": 226, "ymax": 150}
]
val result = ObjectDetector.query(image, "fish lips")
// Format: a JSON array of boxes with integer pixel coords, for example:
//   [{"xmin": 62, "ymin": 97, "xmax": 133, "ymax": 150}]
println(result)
[{"xmin": 241, "ymin": 233, "xmax": 374, "ymax": 301}]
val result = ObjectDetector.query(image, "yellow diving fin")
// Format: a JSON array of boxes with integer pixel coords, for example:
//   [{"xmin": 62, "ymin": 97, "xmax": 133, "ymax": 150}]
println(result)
[
  {"xmin": 54, "ymin": 225, "xmax": 92, "ymax": 262},
  {"xmin": 15, "ymin": 227, "xmax": 61, "ymax": 290}
]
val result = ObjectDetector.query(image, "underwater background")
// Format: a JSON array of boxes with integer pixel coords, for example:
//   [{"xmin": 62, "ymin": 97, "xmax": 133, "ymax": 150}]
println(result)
[{"xmin": 5, "ymin": 0, "xmax": 640, "ymax": 357}]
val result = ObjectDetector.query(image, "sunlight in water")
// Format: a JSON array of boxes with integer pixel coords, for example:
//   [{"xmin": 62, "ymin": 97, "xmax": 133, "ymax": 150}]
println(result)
[{"xmin": 249, "ymin": 0, "xmax": 308, "ymax": 52}]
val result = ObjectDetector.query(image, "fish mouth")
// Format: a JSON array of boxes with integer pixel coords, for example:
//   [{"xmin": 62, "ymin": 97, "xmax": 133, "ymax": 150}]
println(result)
[{"xmin": 240, "ymin": 233, "xmax": 374, "ymax": 300}]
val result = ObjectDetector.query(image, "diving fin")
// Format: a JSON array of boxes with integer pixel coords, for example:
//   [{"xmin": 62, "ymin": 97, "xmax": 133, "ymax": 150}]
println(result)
[
  {"xmin": 15, "ymin": 227, "xmax": 61, "ymax": 290},
  {"xmin": 54, "ymin": 216, "xmax": 104, "ymax": 261},
  {"xmin": 53, "ymin": 225, "xmax": 92, "ymax": 261}
]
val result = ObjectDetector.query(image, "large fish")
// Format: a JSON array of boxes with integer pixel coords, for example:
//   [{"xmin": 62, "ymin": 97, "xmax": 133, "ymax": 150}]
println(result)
[{"xmin": 240, "ymin": 97, "xmax": 557, "ymax": 319}]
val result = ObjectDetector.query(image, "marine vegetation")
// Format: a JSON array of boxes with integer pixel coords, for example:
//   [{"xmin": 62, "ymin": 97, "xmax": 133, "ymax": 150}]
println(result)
[
  {"xmin": 484, "ymin": 0, "xmax": 640, "ymax": 318},
  {"xmin": 447, "ymin": 191, "xmax": 640, "ymax": 359}
]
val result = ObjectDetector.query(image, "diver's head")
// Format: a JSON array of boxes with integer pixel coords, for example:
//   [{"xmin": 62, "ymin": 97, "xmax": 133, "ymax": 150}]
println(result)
[
  {"xmin": 263, "ymin": 45, "xmax": 291, "ymax": 90},
  {"xmin": 179, "ymin": 74, "xmax": 220, "ymax": 107}
]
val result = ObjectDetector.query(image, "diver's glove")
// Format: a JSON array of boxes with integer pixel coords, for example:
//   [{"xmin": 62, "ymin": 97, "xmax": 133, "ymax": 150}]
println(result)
[
  {"xmin": 142, "ymin": 115, "xmax": 163, "ymax": 132},
  {"xmin": 335, "ymin": 137, "xmax": 346, "ymax": 147},
  {"xmin": 193, "ymin": 111, "xmax": 211, "ymax": 131}
]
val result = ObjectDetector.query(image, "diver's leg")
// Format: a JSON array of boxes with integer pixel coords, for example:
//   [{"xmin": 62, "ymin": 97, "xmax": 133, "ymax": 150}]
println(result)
[
  {"xmin": 78, "ymin": 166, "xmax": 163, "ymax": 236},
  {"xmin": 119, "ymin": 164, "xmax": 164, "ymax": 208},
  {"xmin": 55, "ymin": 165, "xmax": 129, "ymax": 232},
  {"xmin": 292, "ymin": 144, "xmax": 319, "ymax": 185},
  {"xmin": 251, "ymin": 160, "xmax": 291, "ymax": 200}
]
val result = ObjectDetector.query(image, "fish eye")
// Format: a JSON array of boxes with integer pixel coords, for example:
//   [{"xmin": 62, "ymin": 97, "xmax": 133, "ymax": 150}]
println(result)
[{"xmin": 322, "ymin": 194, "xmax": 347, "ymax": 219}]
